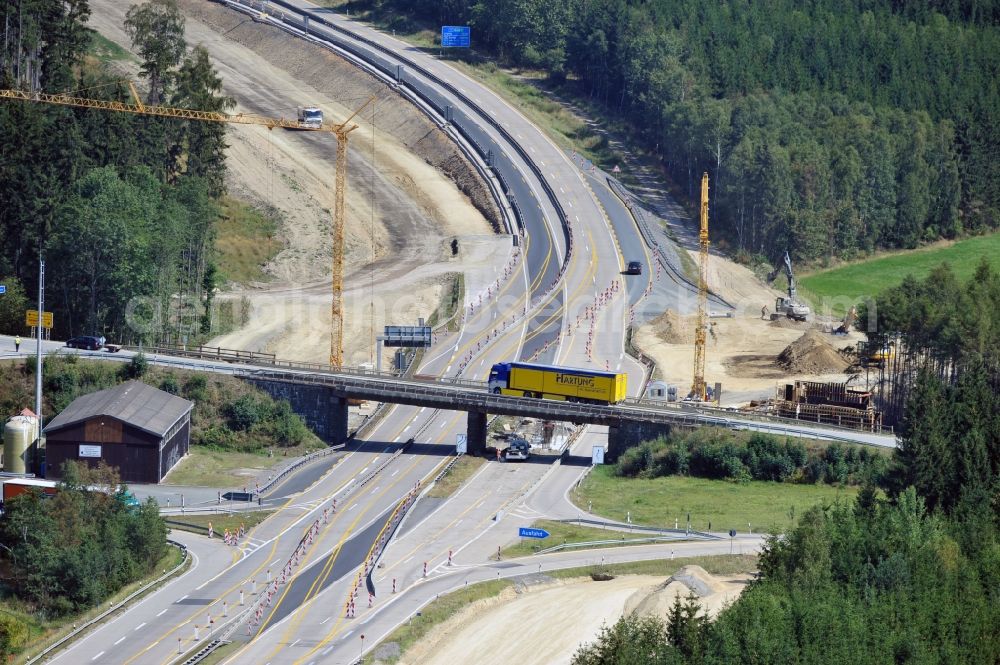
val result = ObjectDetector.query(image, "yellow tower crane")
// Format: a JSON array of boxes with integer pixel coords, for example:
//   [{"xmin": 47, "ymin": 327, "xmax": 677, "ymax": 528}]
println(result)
[
  {"xmin": 0, "ymin": 83, "xmax": 375, "ymax": 367},
  {"xmin": 690, "ymin": 172, "xmax": 710, "ymax": 401}
]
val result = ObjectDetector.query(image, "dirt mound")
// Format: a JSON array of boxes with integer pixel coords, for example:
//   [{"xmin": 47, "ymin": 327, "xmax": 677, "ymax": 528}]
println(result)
[
  {"xmin": 777, "ymin": 330, "xmax": 850, "ymax": 374},
  {"xmin": 650, "ymin": 310, "xmax": 694, "ymax": 344},
  {"xmin": 769, "ymin": 316, "xmax": 808, "ymax": 330},
  {"xmin": 623, "ymin": 566, "xmax": 751, "ymax": 621}
]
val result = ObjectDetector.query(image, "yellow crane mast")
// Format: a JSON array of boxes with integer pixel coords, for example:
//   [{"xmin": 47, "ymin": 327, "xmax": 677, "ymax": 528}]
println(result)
[
  {"xmin": 0, "ymin": 83, "xmax": 374, "ymax": 367},
  {"xmin": 690, "ymin": 172, "xmax": 710, "ymax": 401}
]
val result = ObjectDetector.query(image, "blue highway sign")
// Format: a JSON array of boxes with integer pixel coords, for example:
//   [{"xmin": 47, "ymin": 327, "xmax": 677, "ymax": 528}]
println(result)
[
  {"xmin": 519, "ymin": 527, "xmax": 550, "ymax": 539},
  {"xmin": 441, "ymin": 25, "xmax": 471, "ymax": 48},
  {"xmin": 0, "ymin": 285, "xmax": 5, "ymax": 294}
]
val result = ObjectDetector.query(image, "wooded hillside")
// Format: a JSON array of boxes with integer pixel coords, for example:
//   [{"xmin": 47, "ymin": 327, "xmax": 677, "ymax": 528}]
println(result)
[
  {"xmin": 376, "ymin": 0, "xmax": 1000, "ymax": 261},
  {"xmin": 0, "ymin": 0, "xmax": 230, "ymax": 342}
]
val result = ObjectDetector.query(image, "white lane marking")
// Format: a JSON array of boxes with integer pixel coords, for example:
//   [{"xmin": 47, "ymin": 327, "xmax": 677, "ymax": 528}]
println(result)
[
  {"xmin": 289, "ymin": 639, "xmax": 300, "ymax": 647},
  {"xmin": 445, "ymin": 365, "xmax": 452, "ymax": 372},
  {"xmin": 114, "ymin": 637, "xmax": 126, "ymax": 645},
  {"xmin": 177, "ymin": 595, "xmax": 188, "ymax": 603},
  {"xmin": 322, "ymin": 646, "xmax": 334, "ymax": 655},
  {"xmin": 360, "ymin": 467, "xmax": 369, "ymax": 475},
  {"xmin": 92, "ymin": 652, "xmax": 105, "ymax": 661},
  {"xmin": 568, "ymin": 200, "xmax": 574, "ymax": 208},
  {"xmin": 402, "ymin": 556, "xmax": 413, "ymax": 564},
  {"xmin": 349, "ymin": 504, "xmax": 357, "ymax": 511},
  {"xmin": 195, "ymin": 581, "xmax": 207, "ymax": 590},
  {"xmin": 321, "ymin": 616, "xmax": 333, "ymax": 625},
  {"xmin": 403, "ymin": 425, "xmax": 411, "ymax": 432},
  {"xmin": 156, "ymin": 609, "xmax": 168, "ymax": 617},
  {"xmin": 391, "ymin": 470, "xmax": 399, "ymax": 477},
  {"xmin": 344, "ymin": 630, "xmax": 354, "ymax": 639},
  {"xmin": 439, "ymin": 421, "xmax": 446, "ymax": 428},
  {"xmin": 371, "ymin": 486, "xmax": 380, "ymax": 492},
  {"xmin": 134, "ymin": 622, "xmax": 146, "ymax": 631}
]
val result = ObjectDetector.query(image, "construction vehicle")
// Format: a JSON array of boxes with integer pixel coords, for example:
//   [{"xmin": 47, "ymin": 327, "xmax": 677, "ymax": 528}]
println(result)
[
  {"xmin": 689, "ymin": 173, "xmax": 710, "ymax": 401},
  {"xmin": 767, "ymin": 251, "xmax": 810, "ymax": 321},
  {"xmin": 859, "ymin": 340, "xmax": 896, "ymax": 368},
  {"xmin": 295, "ymin": 106, "xmax": 323, "ymax": 129},
  {"xmin": 1, "ymin": 84, "xmax": 374, "ymax": 367},
  {"xmin": 834, "ymin": 307, "xmax": 857, "ymax": 335},
  {"xmin": 504, "ymin": 437, "xmax": 531, "ymax": 461}
]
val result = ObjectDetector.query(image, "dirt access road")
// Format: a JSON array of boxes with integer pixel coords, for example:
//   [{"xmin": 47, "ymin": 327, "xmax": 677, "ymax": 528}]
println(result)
[
  {"xmin": 402, "ymin": 567, "xmax": 751, "ymax": 665},
  {"xmin": 87, "ymin": 0, "xmax": 505, "ymax": 365}
]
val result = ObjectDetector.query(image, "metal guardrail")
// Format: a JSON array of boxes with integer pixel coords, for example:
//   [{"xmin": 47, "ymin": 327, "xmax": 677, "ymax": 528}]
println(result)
[
  {"xmin": 534, "ymin": 534, "xmax": 705, "ymax": 555},
  {"xmin": 606, "ymin": 177, "xmax": 731, "ymax": 311},
  {"xmin": 142, "ymin": 344, "xmax": 275, "ymax": 362},
  {"xmin": 255, "ymin": 443, "xmax": 344, "ymax": 496},
  {"xmin": 559, "ymin": 518, "xmax": 717, "ymax": 539},
  {"xmin": 26, "ymin": 539, "xmax": 190, "ymax": 665}
]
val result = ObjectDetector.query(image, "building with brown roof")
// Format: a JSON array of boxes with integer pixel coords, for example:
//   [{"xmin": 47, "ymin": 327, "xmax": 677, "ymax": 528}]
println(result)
[{"xmin": 43, "ymin": 381, "xmax": 193, "ymax": 484}]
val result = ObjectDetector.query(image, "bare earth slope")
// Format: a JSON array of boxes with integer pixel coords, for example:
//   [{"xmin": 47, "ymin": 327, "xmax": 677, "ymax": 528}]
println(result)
[
  {"xmin": 403, "ymin": 569, "xmax": 750, "ymax": 665},
  {"xmin": 86, "ymin": 0, "xmax": 504, "ymax": 364}
]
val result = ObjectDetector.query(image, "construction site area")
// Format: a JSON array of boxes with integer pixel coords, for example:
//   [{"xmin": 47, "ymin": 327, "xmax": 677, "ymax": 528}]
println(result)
[{"xmin": 82, "ymin": 0, "xmax": 888, "ymax": 433}]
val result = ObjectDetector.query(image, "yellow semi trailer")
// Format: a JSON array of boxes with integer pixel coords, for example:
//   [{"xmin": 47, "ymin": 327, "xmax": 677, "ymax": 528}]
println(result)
[{"xmin": 488, "ymin": 362, "xmax": 627, "ymax": 404}]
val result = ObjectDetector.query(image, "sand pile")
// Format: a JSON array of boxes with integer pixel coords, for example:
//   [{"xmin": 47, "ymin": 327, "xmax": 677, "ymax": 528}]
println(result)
[
  {"xmin": 623, "ymin": 566, "xmax": 749, "ymax": 620},
  {"xmin": 769, "ymin": 317, "xmax": 808, "ymax": 330},
  {"xmin": 777, "ymin": 330, "xmax": 850, "ymax": 374},
  {"xmin": 650, "ymin": 310, "xmax": 695, "ymax": 344}
]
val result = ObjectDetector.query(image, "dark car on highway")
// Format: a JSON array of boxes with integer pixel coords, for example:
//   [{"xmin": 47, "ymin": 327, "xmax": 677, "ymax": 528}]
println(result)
[
  {"xmin": 65, "ymin": 336, "xmax": 103, "ymax": 350},
  {"xmin": 626, "ymin": 261, "xmax": 642, "ymax": 275}
]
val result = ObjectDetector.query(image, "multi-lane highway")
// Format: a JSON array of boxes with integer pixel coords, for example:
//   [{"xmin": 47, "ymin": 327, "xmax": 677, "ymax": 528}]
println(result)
[{"xmin": 2, "ymin": 1, "xmax": 886, "ymax": 662}]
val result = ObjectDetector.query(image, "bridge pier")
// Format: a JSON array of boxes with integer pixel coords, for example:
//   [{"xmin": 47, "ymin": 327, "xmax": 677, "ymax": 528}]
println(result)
[
  {"xmin": 607, "ymin": 421, "xmax": 672, "ymax": 462},
  {"xmin": 466, "ymin": 411, "xmax": 488, "ymax": 456},
  {"xmin": 328, "ymin": 395, "xmax": 349, "ymax": 445}
]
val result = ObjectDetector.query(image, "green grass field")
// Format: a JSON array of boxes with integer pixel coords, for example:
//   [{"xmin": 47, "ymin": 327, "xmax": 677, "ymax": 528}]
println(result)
[
  {"xmin": 573, "ymin": 466, "xmax": 859, "ymax": 534},
  {"xmin": 501, "ymin": 519, "xmax": 674, "ymax": 557},
  {"xmin": 799, "ymin": 233, "xmax": 1000, "ymax": 316},
  {"xmin": 161, "ymin": 446, "xmax": 310, "ymax": 488}
]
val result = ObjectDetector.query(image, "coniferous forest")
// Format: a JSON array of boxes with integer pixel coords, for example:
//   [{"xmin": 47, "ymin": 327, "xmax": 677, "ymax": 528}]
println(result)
[
  {"xmin": 373, "ymin": 0, "xmax": 1000, "ymax": 261},
  {"xmin": 0, "ymin": 0, "xmax": 231, "ymax": 341},
  {"xmin": 572, "ymin": 260, "xmax": 1000, "ymax": 664}
]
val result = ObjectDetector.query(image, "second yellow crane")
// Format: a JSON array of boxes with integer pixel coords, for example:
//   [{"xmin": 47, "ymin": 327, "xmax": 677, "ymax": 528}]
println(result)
[
  {"xmin": 690, "ymin": 172, "xmax": 710, "ymax": 401},
  {"xmin": 0, "ymin": 83, "xmax": 374, "ymax": 367}
]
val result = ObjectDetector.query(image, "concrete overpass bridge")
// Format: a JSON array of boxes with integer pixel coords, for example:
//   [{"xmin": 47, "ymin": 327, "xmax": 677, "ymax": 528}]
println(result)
[{"xmin": 239, "ymin": 366, "xmax": 897, "ymax": 456}]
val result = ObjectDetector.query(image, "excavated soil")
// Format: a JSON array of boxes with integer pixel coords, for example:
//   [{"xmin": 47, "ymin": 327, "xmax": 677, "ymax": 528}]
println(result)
[
  {"xmin": 404, "ymin": 569, "xmax": 752, "ymax": 665},
  {"xmin": 649, "ymin": 310, "xmax": 694, "ymax": 344},
  {"xmin": 87, "ymin": 0, "xmax": 507, "ymax": 364},
  {"xmin": 776, "ymin": 330, "xmax": 851, "ymax": 374}
]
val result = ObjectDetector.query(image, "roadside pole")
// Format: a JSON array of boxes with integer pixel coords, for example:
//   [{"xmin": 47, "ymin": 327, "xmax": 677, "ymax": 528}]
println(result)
[{"xmin": 35, "ymin": 257, "xmax": 45, "ymax": 448}]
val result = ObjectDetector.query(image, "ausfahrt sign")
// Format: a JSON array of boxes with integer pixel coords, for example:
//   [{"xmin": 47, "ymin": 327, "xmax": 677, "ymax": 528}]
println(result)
[{"xmin": 518, "ymin": 527, "xmax": 550, "ymax": 539}]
